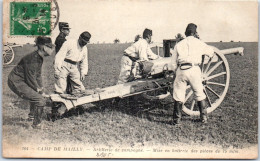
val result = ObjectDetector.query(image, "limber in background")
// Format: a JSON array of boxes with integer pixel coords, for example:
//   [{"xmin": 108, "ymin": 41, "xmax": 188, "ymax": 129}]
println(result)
[{"xmin": 2, "ymin": 0, "xmax": 258, "ymax": 158}]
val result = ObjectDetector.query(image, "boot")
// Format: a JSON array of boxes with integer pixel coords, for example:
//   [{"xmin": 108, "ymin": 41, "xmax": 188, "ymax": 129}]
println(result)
[
  {"xmin": 66, "ymin": 76, "xmax": 73, "ymax": 94},
  {"xmin": 32, "ymin": 106, "xmax": 44, "ymax": 129},
  {"xmin": 28, "ymin": 102, "xmax": 35, "ymax": 120},
  {"xmin": 198, "ymin": 99, "xmax": 208, "ymax": 123},
  {"xmin": 172, "ymin": 101, "xmax": 182, "ymax": 125}
]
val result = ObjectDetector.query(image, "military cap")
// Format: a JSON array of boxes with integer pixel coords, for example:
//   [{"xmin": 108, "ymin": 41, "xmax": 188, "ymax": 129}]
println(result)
[
  {"xmin": 143, "ymin": 28, "xmax": 152, "ymax": 39},
  {"xmin": 80, "ymin": 31, "xmax": 91, "ymax": 43},
  {"xmin": 185, "ymin": 23, "xmax": 197, "ymax": 36},
  {"xmin": 59, "ymin": 22, "xmax": 71, "ymax": 31},
  {"xmin": 35, "ymin": 36, "xmax": 53, "ymax": 47}
]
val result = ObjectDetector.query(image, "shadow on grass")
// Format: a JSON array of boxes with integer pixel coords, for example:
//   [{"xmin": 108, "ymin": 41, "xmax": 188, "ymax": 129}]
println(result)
[
  {"xmin": 109, "ymin": 95, "xmax": 176, "ymax": 124},
  {"xmin": 111, "ymin": 96, "xmax": 207, "ymax": 125},
  {"xmin": 80, "ymin": 95, "xmax": 182, "ymax": 125},
  {"xmin": 50, "ymin": 94, "xmax": 203, "ymax": 125}
]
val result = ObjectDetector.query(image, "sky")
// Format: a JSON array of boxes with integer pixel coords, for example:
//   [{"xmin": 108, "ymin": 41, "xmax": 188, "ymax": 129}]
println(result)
[
  {"xmin": 55, "ymin": 0, "xmax": 258, "ymax": 43},
  {"xmin": 3, "ymin": 0, "xmax": 259, "ymax": 44}
]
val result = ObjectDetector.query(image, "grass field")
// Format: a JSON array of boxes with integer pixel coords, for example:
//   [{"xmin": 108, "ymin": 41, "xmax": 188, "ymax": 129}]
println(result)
[{"xmin": 2, "ymin": 42, "xmax": 258, "ymax": 152}]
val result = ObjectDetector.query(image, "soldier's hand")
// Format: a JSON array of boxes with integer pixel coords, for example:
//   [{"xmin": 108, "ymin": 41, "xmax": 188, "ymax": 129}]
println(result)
[
  {"xmin": 80, "ymin": 74, "xmax": 85, "ymax": 81},
  {"xmin": 37, "ymin": 87, "xmax": 44, "ymax": 94},
  {"xmin": 42, "ymin": 93, "xmax": 50, "ymax": 98},
  {"xmin": 54, "ymin": 73, "xmax": 60, "ymax": 79}
]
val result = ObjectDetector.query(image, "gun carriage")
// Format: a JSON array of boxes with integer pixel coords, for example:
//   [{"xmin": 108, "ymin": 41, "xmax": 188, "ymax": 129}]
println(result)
[{"xmin": 50, "ymin": 39, "xmax": 244, "ymax": 116}]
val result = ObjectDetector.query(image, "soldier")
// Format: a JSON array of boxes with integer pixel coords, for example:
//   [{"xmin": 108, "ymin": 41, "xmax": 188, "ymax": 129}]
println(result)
[
  {"xmin": 118, "ymin": 28, "xmax": 160, "ymax": 84},
  {"xmin": 55, "ymin": 22, "xmax": 72, "ymax": 94},
  {"xmin": 55, "ymin": 22, "xmax": 70, "ymax": 53},
  {"xmin": 171, "ymin": 23, "xmax": 214, "ymax": 125},
  {"xmin": 8, "ymin": 36, "xmax": 55, "ymax": 129},
  {"xmin": 54, "ymin": 31, "xmax": 91, "ymax": 94}
]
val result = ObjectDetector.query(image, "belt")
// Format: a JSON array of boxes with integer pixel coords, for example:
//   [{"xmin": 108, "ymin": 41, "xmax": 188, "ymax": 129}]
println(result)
[
  {"xmin": 179, "ymin": 63, "xmax": 200, "ymax": 70},
  {"xmin": 123, "ymin": 53, "xmax": 139, "ymax": 61},
  {"xmin": 64, "ymin": 58, "xmax": 77, "ymax": 65}
]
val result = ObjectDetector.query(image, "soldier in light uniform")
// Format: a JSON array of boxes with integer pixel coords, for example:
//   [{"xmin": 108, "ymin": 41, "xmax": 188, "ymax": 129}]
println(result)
[
  {"xmin": 171, "ymin": 23, "xmax": 214, "ymax": 124},
  {"xmin": 118, "ymin": 28, "xmax": 160, "ymax": 84},
  {"xmin": 54, "ymin": 31, "xmax": 91, "ymax": 94},
  {"xmin": 8, "ymin": 37, "xmax": 55, "ymax": 129}
]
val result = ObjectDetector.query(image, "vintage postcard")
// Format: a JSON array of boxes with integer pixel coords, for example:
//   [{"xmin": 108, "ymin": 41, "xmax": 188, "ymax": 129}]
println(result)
[{"xmin": 2, "ymin": 0, "xmax": 258, "ymax": 159}]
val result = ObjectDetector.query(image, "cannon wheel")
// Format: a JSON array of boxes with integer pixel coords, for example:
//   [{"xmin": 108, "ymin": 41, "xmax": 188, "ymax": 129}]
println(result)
[
  {"xmin": 182, "ymin": 49, "xmax": 230, "ymax": 116},
  {"xmin": 3, "ymin": 45, "xmax": 15, "ymax": 65}
]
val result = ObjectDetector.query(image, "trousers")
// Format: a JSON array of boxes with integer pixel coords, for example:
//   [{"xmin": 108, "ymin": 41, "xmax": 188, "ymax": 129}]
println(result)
[
  {"xmin": 117, "ymin": 55, "xmax": 135, "ymax": 84},
  {"xmin": 8, "ymin": 78, "xmax": 45, "ymax": 107},
  {"xmin": 173, "ymin": 66, "xmax": 206, "ymax": 102},
  {"xmin": 55, "ymin": 61, "xmax": 85, "ymax": 94}
]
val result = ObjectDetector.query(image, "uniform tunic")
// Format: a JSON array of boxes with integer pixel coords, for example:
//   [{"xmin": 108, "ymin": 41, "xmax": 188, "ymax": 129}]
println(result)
[
  {"xmin": 55, "ymin": 32, "xmax": 67, "ymax": 53},
  {"xmin": 8, "ymin": 51, "xmax": 45, "ymax": 107},
  {"xmin": 54, "ymin": 39, "xmax": 88, "ymax": 93},
  {"xmin": 118, "ymin": 38, "xmax": 159, "ymax": 84},
  {"xmin": 124, "ymin": 38, "xmax": 159, "ymax": 61},
  {"xmin": 171, "ymin": 36, "xmax": 214, "ymax": 102}
]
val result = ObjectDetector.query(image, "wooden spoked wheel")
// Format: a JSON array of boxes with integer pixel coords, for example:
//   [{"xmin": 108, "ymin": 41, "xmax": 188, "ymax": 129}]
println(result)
[
  {"xmin": 182, "ymin": 49, "xmax": 230, "ymax": 116},
  {"xmin": 3, "ymin": 45, "xmax": 15, "ymax": 65}
]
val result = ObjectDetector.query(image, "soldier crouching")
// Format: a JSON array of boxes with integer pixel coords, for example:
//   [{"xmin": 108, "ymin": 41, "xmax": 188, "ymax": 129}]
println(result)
[{"xmin": 8, "ymin": 36, "xmax": 55, "ymax": 129}]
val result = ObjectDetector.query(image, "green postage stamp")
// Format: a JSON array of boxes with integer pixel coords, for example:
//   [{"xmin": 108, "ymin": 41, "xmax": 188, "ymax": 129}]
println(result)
[{"xmin": 10, "ymin": 2, "xmax": 51, "ymax": 36}]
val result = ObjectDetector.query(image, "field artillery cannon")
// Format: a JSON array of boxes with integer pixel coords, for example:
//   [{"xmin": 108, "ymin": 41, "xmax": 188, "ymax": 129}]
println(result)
[{"xmin": 50, "ymin": 40, "xmax": 244, "ymax": 116}]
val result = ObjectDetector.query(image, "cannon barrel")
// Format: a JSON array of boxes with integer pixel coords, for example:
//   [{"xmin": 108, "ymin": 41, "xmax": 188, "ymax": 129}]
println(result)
[
  {"xmin": 219, "ymin": 47, "xmax": 244, "ymax": 56},
  {"xmin": 137, "ymin": 46, "xmax": 245, "ymax": 77}
]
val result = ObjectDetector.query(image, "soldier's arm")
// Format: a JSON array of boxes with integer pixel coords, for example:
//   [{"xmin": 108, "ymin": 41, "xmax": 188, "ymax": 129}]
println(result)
[
  {"xmin": 170, "ymin": 46, "xmax": 178, "ymax": 72},
  {"xmin": 147, "ymin": 47, "xmax": 159, "ymax": 60},
  {"xmin": 24, "ymin": 60, "xmax": 41, "ymax": 91},
  {"xmin": 79, "ymin": 48, "xmax": 89, "ymax": 76},
  {"xmin": 203, "ymin": 42, "xmax": 214, "ymax": 58},
  {"xmin": 138, "ymin": 41, "xmax": 148, "ymax": 61},
  {"xmin": 36, "ymin": 68, "xmax": 43, "ymax": 88}
]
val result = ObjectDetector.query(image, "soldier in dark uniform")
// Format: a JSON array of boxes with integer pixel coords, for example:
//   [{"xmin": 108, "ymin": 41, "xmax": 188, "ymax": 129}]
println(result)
[
  {"xmin": 8, "ymin": 36, "xmax": 55, "ymax": 129},
  {"xmin": 54, "ymin": 22, "xmax": 72, "ymax": 94},
  {"xmin": 55, "ymin": 22, "xmax": 70, "ymax": 53}
]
